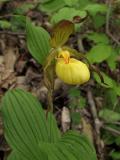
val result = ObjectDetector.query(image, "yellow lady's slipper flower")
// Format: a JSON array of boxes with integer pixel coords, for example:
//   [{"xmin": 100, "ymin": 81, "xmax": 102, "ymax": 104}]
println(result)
[{"xmin": 56, "ymin": 50, "xmax": 90, "ymax": 85}]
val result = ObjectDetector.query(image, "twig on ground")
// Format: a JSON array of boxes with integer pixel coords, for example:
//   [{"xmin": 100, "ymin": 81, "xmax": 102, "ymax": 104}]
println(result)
[
  {"xmin": 87, "ymin": 89, "xmax": 104, "ymax": 160},
  {"xmin": 105, "ymin": 121, "xmax": 120, "ymax": 126},
  {"xmin": 0, "ymin": 31, "xmax": 25, "ymax": 36},
  {"xmin": 0, "ymin": 14, "xmax": 13, "ymax": 19},
  {"xmin": 102, "ymin": 125, "xmax": 120, "ymax": 136}
]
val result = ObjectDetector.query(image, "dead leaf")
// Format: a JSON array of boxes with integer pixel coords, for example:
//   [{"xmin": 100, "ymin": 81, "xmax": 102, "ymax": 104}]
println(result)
[
  {"xmin": 61, "ymin": 107, "xmax": 71, "ymax": 132},
  {"xmin": 16, "ymin": 76, "xmax": 29, "ymax": 90},
  {"xmin": 81, "ymin": 117, "xmax": 93, "ymax": 142},
  {"xmin": 4, "ymin": 47, "xmax": 19, "ymax": 71}
]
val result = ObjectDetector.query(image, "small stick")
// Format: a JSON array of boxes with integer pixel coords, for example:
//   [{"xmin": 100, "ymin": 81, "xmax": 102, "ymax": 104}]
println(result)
[
  {"xmin": 102, "ymin": 125, "xmax": 120, "ymax": 136},
  {"xmin": 0, "ymin": 31, "xmax": 25, "ymax": 36},
  {"xmin": 87, "ymin": 89, "xmax": 104, "ymax": 160}
]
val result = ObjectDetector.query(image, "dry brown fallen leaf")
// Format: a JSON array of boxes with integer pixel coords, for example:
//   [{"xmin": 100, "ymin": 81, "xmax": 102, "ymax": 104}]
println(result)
[
  {"xmin": 61, "ymin": 107, "xmax": 71, "ymax": 132},
  {"xmin": 4, "ymin": 47, "xmax": 19, "ymax": 71},
  {"xmin": 16, "ymin": 76, "xmax": 29, "ymax": 90},
  {"xmin": 81, "ymin": 117, "xmax": 93, "ymax": 142},
  {"xmin": 0, "ymin": 46, "xmax": 18, "ymax": 89}
]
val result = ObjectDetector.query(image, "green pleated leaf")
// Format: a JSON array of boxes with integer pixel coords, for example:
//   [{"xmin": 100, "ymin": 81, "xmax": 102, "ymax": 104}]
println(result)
[
  {"xmin": 8, "ymin": 150, "xmax": 46, "ymax": 160},
  {"xmin": 50, "ymin": 20, "xmax": 74, "ymax": 48},
  {"xmin": 26, "ymin": 18, "xmax": 51, "ymax": 65},
  {"xmin": 60, "ymin": 131, "xmax": 97, "ymax": 160},
  {"xmin": 1, "ymin": 89, "xmax": 61, "ymax": 159},
  {"xmin": 1, "ymin": 89, "xmax": 48, "ymax": 160},
  {"xmin": 39, "ymin": 131, "xmax": 97, "ymax": 160},
  {"xmin": 2, "ymin": 89, "xmax": 97, "ymax": 160},
  {"xmin": 8, "ymin": 151, "xmax": 28, "ymax": 160},
  {"xmin": 47, "ymin": 113, "xmax": 61, "ymax": 142}
]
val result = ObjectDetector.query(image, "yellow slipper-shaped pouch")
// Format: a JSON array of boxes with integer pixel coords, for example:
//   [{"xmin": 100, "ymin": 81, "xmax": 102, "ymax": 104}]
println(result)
[{"xmin": 56, "ymin": 50, "xmax": 90, "ymax": 85}]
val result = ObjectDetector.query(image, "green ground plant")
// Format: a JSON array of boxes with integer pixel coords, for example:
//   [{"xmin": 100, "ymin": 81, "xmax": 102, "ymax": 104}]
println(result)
[
  {"xmin": 1, "ymin": 17, "xmax": 98, "ymax": 160},
  {"xmin": 0, "ymin": 0, "xmax": 120, "ymax": 159}
]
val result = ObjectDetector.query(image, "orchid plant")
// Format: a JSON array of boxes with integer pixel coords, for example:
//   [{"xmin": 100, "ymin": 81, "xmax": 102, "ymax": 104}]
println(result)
[
  {"xmin": 1, "ymin": 18, "xmax": 99, "ymax": 160},
  {"xmin": 27, "ymin": 19, "xmax": 92, "ymax": 112},
  {"xmin": 27, "ymin": 18, "xmax": 102, "ymax": 113}
]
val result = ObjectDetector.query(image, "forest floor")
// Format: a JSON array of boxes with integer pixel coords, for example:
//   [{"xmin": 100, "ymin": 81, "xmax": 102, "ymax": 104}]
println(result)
[{"xmin": 0, "ymin": 1, "xmax": 120, "ymax": 160}]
